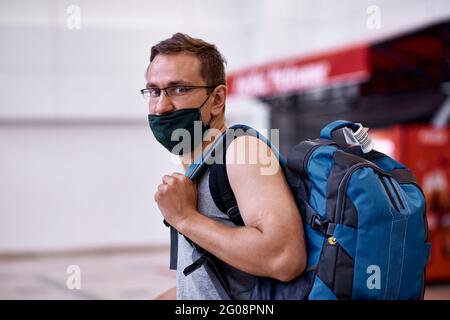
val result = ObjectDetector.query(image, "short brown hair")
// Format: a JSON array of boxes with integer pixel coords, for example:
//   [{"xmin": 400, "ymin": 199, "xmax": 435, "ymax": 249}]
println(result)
[{"xmin": 150, "ymin": 33, "xmax": 227, "ymax": 89}]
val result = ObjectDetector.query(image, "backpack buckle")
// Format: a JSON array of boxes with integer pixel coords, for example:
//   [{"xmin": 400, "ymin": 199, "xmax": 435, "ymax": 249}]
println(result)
[
  {"xmin": 310, "ymin": 214, "xmax": 328, "ymax": 233},
  {"xmin": 227, "ymin": 206, "xmax": 240, "ymax": 220},
  {"xmin": 226, "ymin": 205, "xmax": 245, "ymax": 226}
]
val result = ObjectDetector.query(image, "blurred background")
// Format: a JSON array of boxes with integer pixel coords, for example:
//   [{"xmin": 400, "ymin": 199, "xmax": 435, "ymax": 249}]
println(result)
[{"xmin": 0, "ymin": 0, "xmax": 449, "ymax": 299}]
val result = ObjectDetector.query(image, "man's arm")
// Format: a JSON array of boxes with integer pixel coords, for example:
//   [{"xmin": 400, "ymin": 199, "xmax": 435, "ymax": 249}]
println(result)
[{"xmin": 158, "ymin": 136, "xmax": 307, "ymax": 282}]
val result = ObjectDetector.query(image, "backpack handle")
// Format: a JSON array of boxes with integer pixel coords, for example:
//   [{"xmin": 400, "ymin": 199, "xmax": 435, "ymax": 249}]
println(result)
[{"xmin": 320, "ymin": 120, "xmax": 361, "ymax": 140}]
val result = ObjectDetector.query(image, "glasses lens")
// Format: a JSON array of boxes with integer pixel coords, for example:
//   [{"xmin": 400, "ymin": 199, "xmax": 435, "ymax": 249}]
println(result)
[
  {"xmin": 169, "ymin": 86, "xmax": 194, "ymax": 96},
  {"xmin": 140, "ymin": 89, "xmax": 148, "ymax": 98}
]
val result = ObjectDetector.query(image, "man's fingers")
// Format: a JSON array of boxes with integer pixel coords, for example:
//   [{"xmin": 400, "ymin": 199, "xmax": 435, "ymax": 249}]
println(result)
[
  {"xmin": 157, "ymin": 183, "xmax": 168, "ymax": 193},
  {"xmin": 172, "ymin": 172, "xmax": 184, "ymax": 177},
  {"xmin": 155, "ymin": 182, "xmax": 168, "ymax": 202},
  {"xmin": 162, "ymin": 174, "xmax": 175, "ymax": 185},
  {"xmin": 157, "ymin": 173, "xmax": 193, "ymax": 204},
  {"xmin": 172, "ymin": 172, "xmax": 186, "ymax": 180},
  {"xmin": 162, "ymin": 173, "xmax": 185, "ymax": 184}
]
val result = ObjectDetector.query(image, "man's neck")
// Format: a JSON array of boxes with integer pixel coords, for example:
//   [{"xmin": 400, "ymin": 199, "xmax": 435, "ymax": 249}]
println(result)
[{"xmin": 180, "ymin": 122, "xmax": 227, "ymax": 171}]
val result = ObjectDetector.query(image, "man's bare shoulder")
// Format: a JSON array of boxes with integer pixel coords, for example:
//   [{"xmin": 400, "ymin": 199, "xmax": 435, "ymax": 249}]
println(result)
[
  {"xmin": 223, "ymin": 134, "xmax": 303, "ymax": 249},
  {"xmin": 225, "ymin": 135, "xmax": 282, "ymax": 180}
]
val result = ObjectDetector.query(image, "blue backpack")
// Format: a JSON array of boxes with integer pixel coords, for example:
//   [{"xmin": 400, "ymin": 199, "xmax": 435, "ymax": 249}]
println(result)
[{"xmin": 169, "ymin": 120, "xmax": 431, "ymax": 300}]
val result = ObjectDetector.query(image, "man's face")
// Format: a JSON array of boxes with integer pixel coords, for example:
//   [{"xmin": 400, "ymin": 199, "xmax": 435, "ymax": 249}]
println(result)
[{"xmin": 145, "ymin": 53, "xmax": 209, "ymax": 115}]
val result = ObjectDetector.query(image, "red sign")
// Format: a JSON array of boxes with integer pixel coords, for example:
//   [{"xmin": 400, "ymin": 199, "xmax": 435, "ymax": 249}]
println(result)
[{"xmin": 227, "ymin": 45, "xmax": 370, "ymax": 97}]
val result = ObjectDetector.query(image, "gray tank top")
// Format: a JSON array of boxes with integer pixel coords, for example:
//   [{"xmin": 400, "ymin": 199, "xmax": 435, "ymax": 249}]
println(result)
[{"xmin": 176, "ymin": 169, "xmax": 256, "ymax": 300}]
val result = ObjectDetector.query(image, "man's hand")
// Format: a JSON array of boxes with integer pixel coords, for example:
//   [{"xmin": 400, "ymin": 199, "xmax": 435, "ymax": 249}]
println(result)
[{"xmin": 154, "ymin": 172, "xmax": 198, "ymax": 228}]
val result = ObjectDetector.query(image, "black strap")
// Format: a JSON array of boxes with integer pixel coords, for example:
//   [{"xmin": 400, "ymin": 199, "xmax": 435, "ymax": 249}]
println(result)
[
  {"xmin": 390, "ymin": 168, "xmax": 418, "ymax": 185},
  {"xmin": 169, "ymin": 226, "xmax": 178, "ymax": 270},
  {"xmin": 208, "ymin": 130, "xmax": 250, "ymax": 226},
  {"xmin": 201, "ymin": 254, "xmax": 233, "ymax": 300},
  {"xmin": 363, "ymin": 151, "xmax": 420, "ymax": 185},
  {"xmin": 183, "ymin": 254, "xmax": 206, "ymax": 275},
  {"xmin": 363, "ymin": 150, "xmax": 388, "ymax": 162},
  {"xmin": 182, "ymin": 248, "xmax": 233, "ymax": 300},
  {"xmin": 163, "ymin": 219, "xmax": 179, "ymax": 271},
  {"xmin": 209, "ymin": 164, "xmax": 245, "ymax": 226}
]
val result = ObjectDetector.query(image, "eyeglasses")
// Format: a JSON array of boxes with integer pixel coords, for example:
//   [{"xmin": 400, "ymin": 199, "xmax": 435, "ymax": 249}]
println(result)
[{"xmin": 140, "ymin": 85, "xmax": 215, "ymax": 99}]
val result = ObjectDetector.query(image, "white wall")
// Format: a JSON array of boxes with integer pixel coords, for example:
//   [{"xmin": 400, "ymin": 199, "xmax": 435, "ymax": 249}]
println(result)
[
  {"xmin": 0, "ymin": 121, "xmax": 183, "ymax": 252},
  {"xmin": 242, "ymin": 0, "xmax": 450, "ymax": 67},
  {"xmin": 1, "ymin": 0, "xmax": 449, "ymax": 253}
]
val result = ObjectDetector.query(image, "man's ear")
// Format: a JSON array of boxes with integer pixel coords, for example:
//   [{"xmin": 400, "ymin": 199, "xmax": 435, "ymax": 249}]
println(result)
[{"xmin": 210, "ymin": 84, "xmax": 227, "ymax": 116}]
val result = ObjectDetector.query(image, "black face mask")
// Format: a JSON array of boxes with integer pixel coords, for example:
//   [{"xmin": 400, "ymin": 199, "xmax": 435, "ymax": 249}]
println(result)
[{"xmin": 147, "ymin": 95, "xmax": 212, "ymax": 155}]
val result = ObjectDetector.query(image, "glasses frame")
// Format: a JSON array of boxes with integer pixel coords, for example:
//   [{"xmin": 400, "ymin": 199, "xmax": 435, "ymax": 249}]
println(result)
[{"xmin": 140, "ymin": 85, "xmax": 215, "ymax": 99}]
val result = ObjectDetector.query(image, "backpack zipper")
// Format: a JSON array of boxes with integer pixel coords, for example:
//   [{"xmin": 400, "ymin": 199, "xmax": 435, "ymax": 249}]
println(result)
[
  {"xmin": 335, "ymin": 162, "xmax": 392, "ymax": 225},
  {"xmin": 302, "ymin": 143, "xmax": 323, "ymax": 176},
  {"xmin": 387, "ymin": 177, "xmax": 406, "ymax": 210},
  {"xmin": 380, "ymin": 176, "xmax": 400, "ymax": 212}
]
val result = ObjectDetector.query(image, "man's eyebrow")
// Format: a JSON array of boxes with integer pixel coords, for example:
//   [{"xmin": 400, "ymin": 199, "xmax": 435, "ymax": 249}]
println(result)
[{"xmin": 146, "ymin": 80, "xmax": 192, "ymax": 88}]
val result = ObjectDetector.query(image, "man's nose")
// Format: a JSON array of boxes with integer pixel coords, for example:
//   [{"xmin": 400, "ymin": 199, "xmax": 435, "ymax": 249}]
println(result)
[{"xmin": 150, "ymin": 93, "xmax": 174, "ymax": 115}]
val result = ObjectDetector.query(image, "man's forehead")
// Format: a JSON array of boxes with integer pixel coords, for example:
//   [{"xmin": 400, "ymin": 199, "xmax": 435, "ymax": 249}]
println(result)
[{"xmin": 146, "ymin": 53, "xmax": 203, "ymax": 85}]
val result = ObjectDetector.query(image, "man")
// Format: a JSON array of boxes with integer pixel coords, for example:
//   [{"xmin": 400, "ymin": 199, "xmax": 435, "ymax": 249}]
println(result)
[{"xmin": 144, "ymin": 33, "xmax": 307, "ymax": 299}]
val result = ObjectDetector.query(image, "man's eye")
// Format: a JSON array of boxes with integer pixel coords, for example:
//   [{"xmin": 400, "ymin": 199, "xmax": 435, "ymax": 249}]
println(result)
[
  {"xmin": 172, "ymin": 86, "xmax": 191, "ymax": 95},
  {"xmin": 149, "ymin": 88, "xmax": 161, "ymax": 97}
]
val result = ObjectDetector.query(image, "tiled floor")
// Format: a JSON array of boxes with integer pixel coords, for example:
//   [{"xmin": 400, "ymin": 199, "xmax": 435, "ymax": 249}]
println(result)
[
  {"xmin": 0, "ymin": 247, "xmax": 449, "ymax": 300},
  {"xmin": 0, "ymin": 247, "xmax": 175, "ymax": 300}
]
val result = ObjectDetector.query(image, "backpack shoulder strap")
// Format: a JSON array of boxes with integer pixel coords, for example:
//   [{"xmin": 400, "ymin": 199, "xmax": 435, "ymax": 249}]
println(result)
[
  {"xmin": 209, "ymin": 124, "xmax": 285, "ymax": 225},
  {"xmin": 209, "ymin": 162, "xmax": 244, "ymax": 225}
]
